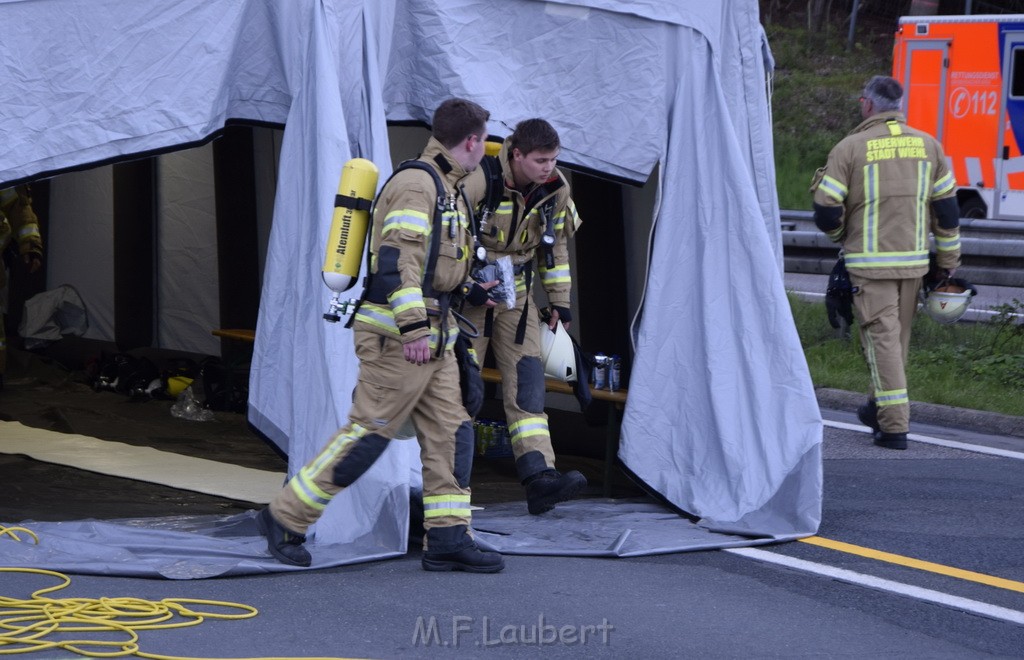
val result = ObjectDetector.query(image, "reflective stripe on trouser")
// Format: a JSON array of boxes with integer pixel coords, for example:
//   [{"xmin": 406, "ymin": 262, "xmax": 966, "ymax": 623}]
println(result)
[
  {"xmin": 464, "ymin": 293, "xmax": 556, "ymax": 481},
  {"xmin": 270, "ymin": 330, "xmax": 473, "ymax": 537},
  {"xmin": 850, "ymin": 274, "xmax": 920, "ymax": 434}
]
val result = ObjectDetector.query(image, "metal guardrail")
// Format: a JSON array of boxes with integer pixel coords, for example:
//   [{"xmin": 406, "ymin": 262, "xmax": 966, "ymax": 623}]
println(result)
[
  {"xmin": 781, "ymin": 209, "xmax": 1024, "ymax": 234},
  {"xmin": 780, "ymin": 210, "xmax": 1024, "ymax": 288}
]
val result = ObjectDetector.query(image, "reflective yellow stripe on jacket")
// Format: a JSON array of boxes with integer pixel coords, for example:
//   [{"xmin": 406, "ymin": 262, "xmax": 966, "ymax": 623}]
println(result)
[
  {"xmin": 354, "ymin": 303, "xmax": 459, "ymax": 353},
  {"xmin": 818, "ymin": 175, "xmax": 848, "ymax": 203},
  {"xmin": 17, "ymin": 225, "xmax": 41, "ymax": 242},
  {"xmin": 382, "ymin": 209, "xmax": 430, "ymax": 235},
  {"xmin": 539, "ymin": 263, "xmax": 571, "ymax": 286},
  {"xmin": 914, "ymin": 161, "xmax": 931, "ymax": 252},
  {"xmin": 844, "ymin": 162, "xmax": 930, "ymax": 270},
  {"xmin": 933, "ymin": 171, "xmax": 955, "ymax": 197},
  {"xmin": 389, "ymin": 288, "xmax": 425, "ymax": 315},
  {"xmin": 935, "ymin": 233, "xmax": 961, "ymax": 253}
]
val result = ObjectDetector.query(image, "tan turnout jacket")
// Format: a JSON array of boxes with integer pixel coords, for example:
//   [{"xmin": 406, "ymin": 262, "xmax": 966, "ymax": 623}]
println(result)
[
  {"xmin": 352, "ymin": 138, "xmax": 475, "ymax": 352},
  {"xmin": 464, "ymin": 140, "xmax": 580, "ymax": 308},
  {"xmin": 812, "ymin": 111, "xmax": 961, "ymax": 278}
]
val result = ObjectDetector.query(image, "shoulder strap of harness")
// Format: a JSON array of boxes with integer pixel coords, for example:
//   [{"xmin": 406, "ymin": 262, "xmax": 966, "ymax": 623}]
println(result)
[
  {"xmin": 402, "ymin": 159, "xmax": 447, "ymax": 299},
  {"xmin": 538, "ymin": 198, "xmax": 557, "ymax": 269},
  {"xmin": 478, "ymin": 155, "xmax": 504, "ymax": 221}
]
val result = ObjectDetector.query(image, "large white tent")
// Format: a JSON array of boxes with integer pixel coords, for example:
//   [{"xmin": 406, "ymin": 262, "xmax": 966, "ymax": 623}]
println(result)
[{"xmin": 0, "ymin": 0, "xmax": 822, "ymax": 569}]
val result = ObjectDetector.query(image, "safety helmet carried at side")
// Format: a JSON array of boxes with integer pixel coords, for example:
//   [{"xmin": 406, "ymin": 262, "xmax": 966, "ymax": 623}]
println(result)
[
  {"xmin": 921, "ymin": 278, "xmax": 977, "ymax": 324},
  {"xmin": 539, "ymin": 322, "xmax": 577, "ymax": 383}
]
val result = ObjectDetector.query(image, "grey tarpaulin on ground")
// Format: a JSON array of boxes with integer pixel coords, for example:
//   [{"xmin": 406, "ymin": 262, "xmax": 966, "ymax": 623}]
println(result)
[
  {"xmin": 1, "ymin": 500, "xmax": 785, "ymax": 578},
  {"xmin": 0, "ymin": 513, "xmax": 404, "ymax": 579}
]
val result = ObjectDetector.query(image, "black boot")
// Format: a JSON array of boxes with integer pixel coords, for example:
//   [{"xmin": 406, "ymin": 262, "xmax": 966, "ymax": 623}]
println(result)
[
  {"xmin": 256, "ymin": 507, "xmax": 312, "ymax": 567},
  {"xmin": 857, "ymin": 399, "xmax": 880, "ymax": 432},
  {"xmin": 524, "ymin": 469, "xmax": 587, "ymax": 515},
  {"xmin": 873, "ymin": 431, "xmax": 908, "ymax": 450},
  {"xmin": 422, "ymin": 545, "xmax": 505, "ymax": 573}
]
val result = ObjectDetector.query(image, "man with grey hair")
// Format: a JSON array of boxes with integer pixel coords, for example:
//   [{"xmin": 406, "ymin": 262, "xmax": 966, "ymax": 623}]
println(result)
[{"xmin": 810, "ymin": 75, "xmax": 962, "ymax": 450}]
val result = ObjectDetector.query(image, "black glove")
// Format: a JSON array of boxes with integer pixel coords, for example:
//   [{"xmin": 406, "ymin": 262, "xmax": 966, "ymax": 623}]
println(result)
[
  {"xmin": 552, "ymin": 305, "xmax": 572, "ymax": 324},
  {"xmin": 462, "ymin": 282, "xmax": 491, "ymax": 306},
  {"xmin": 825, "ymin": 294, "xmax": 853, "ymax": 329},
  {"xmin": 825, "ymin": 258, "xmax": 854, "ymax": 329},
  {"xmin": 921, "ymin": 252, "xmax": 949, "ymax": 293}
]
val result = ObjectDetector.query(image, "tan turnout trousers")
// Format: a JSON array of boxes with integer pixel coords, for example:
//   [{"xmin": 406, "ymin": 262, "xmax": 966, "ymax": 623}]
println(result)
[
  {"xmin": 463, "ymin": 291, "xmax": 557, "ymax": 481},
  {"xmin": 850, "ymin": 274, "xmax": 921, "ymax": 434},
  {"xmin": 270, "ymin": 331, "xmax": 474, "ymax": 550}
]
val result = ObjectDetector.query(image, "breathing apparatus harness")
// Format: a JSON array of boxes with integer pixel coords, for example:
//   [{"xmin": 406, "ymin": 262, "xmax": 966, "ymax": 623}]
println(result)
[
  {"xmin": 346, "ymin": 155, "xmax": 481, "ymax": 357},
  {"xmin": 474, "ymin": 154, "xmax": 561, "ymax": 346}
]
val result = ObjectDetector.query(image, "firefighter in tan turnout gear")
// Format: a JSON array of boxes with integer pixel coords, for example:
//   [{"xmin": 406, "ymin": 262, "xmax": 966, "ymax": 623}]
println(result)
[
  {"xmin": 811, "ymin": 76, "xmax": 961, "ymax": 450},
  {"xmin": 461, "ymin": 119, "xmax": 587, "ymax": 513},
  {"xmin": 257, "ymin": 98, "xmax": 505, "ymax": 573},
  {"xmin": 0, "ymin": 185, "xmax": 44, "ymax": 390}
]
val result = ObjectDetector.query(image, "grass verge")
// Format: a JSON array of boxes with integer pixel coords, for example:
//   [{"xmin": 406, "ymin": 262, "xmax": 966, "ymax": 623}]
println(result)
[
  {"xmin": 788, "ymin": 294, "xmax": 1024, "ymax": 418},
  {"xmin": 767, "ymin": 22, "xmax": 892, "ymax": 210}
]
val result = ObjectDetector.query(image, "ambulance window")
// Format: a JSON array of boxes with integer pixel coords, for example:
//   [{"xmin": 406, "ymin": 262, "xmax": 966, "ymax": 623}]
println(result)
[{"xmin": 1014, "ymin": 48, "xmax": 1024, "ymax": 99}]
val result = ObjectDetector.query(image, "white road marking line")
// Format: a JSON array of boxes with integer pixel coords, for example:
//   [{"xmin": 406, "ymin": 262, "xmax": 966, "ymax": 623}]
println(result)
[
  {"xmin": 824, "ymin": 419, "xmax": 876, "ymax": 433},
  {"xmin": 726, "ymin": 547, "xmax": 1024, "ymax": 626},
  {"xmin": 822, "ymin": 419, "xmax": 1024, "ymax": 460}
]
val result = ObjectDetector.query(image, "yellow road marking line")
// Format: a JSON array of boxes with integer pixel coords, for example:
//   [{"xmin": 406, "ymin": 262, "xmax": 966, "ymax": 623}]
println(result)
[
  {"xmin": 728, "ymin": 547, "xmax": 1024, "ymax": 624},
  {"xmin": 800, "ymin": 536, "xmax": 1024, "ymax": 594}
]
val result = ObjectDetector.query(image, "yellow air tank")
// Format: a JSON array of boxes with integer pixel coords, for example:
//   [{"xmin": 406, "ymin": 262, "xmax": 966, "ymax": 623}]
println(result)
[{"xmin": 322, "ymin": 158, "xmax": 379, "ymax": 293}]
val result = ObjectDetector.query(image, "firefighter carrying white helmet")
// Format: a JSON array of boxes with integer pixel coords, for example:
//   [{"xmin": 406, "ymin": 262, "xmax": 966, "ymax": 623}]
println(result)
[
  {"xmin": 920, "ymin": 277, "xmax": 977, "ymax": 324},
  {"xmin": 539, "ymin": 320, "xmax": 576, "ymax": 382}
]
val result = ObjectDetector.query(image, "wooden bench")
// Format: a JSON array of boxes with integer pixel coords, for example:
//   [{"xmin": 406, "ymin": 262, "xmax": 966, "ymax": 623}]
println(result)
[
  {"xmin": 211, "ymin": 329, "xmax": 257, "ymax": 392},
  {"xmin": 212, "ymin": 328, "xmax": 255, "ymax": 342},
  {"xmin": 481, "ymin": 366, "xmax": 627, "ymax": 498},
  {"xmin": 212, "ymin": 329, "xmax": 627, "ymax": 496}
]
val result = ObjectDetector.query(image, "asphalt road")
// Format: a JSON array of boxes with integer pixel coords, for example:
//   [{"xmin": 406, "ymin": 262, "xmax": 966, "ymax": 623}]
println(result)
[{"xmin": 2, "ymin": 362, "xmax": 1024, "ymax": 658}]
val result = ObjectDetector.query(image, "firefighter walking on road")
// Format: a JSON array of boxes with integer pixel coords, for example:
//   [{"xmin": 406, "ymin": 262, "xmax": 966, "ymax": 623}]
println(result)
[
  {"xmin": 0, "ymin": 185, "xmax": 44, "ymax": 391},
  {"xmin": 257, "ymin": 98, "xmax": 504, "ymax": 573},
  {"xmin": 811, "ymin": 75, "xmax": 962, "ymax": 450}
]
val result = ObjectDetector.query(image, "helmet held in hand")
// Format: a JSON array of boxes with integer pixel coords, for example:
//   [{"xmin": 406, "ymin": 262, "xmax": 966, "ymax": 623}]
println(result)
[
  {"xmin": 539, "ymin": 322, "xmax": 577, "ymax": 382},
  {"xmin": 921, "ymin": 277, "xmax": 977, "ymax": 324}
]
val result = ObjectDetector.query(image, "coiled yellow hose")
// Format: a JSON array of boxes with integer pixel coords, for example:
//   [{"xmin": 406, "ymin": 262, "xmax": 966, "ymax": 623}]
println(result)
[{"xmin": 1, "ymin": 525, "xmax": 359, "ymax": 660}]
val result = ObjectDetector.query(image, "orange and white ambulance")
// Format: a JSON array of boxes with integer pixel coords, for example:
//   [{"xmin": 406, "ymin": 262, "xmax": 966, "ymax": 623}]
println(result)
[{"xmin": 893, "ymin": 14, "xmax": 1024, "ymax": 220}]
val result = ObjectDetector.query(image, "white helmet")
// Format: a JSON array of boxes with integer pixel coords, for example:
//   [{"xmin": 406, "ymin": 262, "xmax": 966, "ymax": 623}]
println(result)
[
  {"xmin": 922, "ymin": 279, "xmax": 976, "ymax": 324},
  {"xmin": 539, "ymin": 322, "xmax": 577, "ymax": 382}
]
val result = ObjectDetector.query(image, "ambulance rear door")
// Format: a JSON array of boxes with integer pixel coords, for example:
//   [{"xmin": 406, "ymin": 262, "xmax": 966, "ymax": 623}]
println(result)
[
  {"xmin": 995, "ymin": 27, "xmax": 1024, "ymax": 218},
  {"xmin": 900, "ymin": 38, "xmax": 949, "ymax": 141}
]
